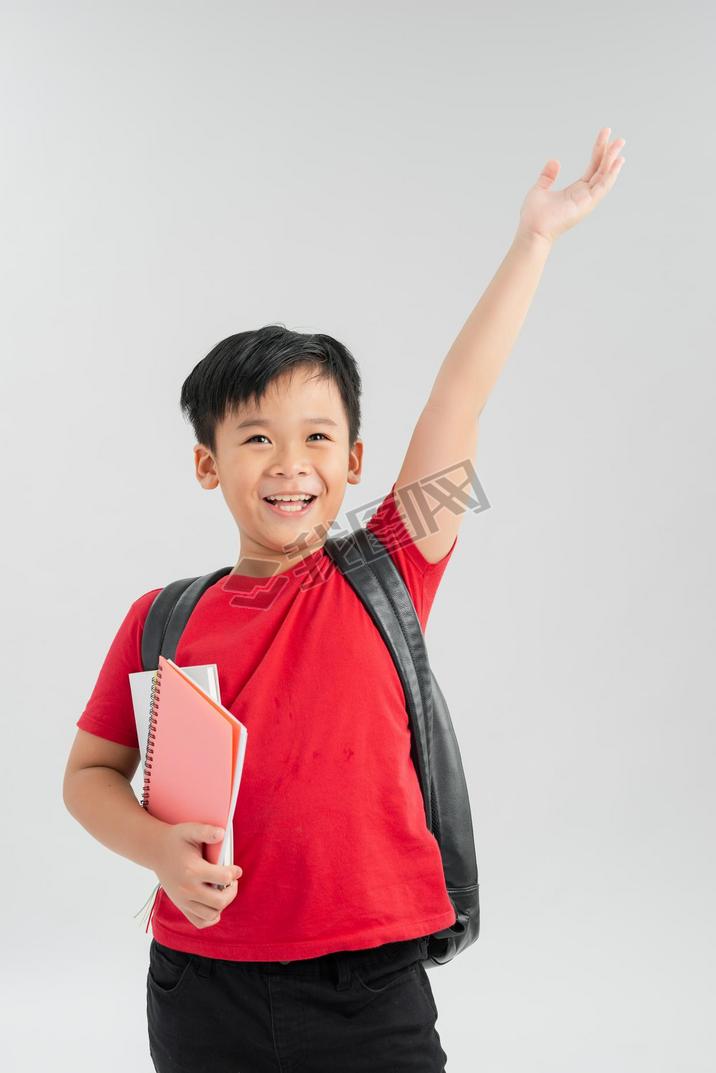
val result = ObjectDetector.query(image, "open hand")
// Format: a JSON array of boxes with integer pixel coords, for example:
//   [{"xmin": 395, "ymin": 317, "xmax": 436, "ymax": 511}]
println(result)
[{"xmin": 517, "ymin": 127, "xmax": 626, "ymax": 246}]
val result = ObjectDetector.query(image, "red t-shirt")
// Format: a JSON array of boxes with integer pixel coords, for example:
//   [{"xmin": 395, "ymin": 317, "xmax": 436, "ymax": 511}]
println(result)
[{"xmin": 77, "ymin": 482, "xmax": 458, "ymax": 960}]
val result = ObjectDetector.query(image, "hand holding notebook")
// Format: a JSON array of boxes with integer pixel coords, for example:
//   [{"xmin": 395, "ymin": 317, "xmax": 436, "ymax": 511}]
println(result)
[{"xmin": 129, "ymin": 655, "xmax": 248, "ymax": 927}]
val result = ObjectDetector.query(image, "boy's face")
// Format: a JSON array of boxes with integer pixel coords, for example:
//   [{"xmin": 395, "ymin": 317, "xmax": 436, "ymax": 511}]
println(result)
[{"xmin": 194, "ymin": 367, "xmax": 363, "ymax": 577}]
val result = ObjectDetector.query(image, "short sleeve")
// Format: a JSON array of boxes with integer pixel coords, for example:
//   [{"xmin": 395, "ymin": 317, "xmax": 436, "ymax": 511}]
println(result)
[
  {"xmin": 364, "ymin": 481, "xmax": 457, "ymax": 629},
  {"xmin": 76, "ymin": 588, "xmax": 162, "ymax": 748}
]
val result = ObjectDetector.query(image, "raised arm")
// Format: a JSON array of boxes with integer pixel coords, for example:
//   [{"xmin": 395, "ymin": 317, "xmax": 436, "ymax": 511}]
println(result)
[{"xmin": 394, "ymin": 127, "xmax": 626, "ymax": 563}]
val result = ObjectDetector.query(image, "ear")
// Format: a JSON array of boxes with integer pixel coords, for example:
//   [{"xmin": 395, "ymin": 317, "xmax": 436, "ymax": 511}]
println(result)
[
  {"xmin": 194, "ymin": 443, "xmax": 220, "ymax": 490},
  {"xmin": 346, "ymin": 439, "xmax": 363, "ymax": 485}
]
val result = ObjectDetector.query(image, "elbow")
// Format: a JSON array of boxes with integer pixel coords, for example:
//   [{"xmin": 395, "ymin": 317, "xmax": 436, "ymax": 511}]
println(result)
[
  {"xmin": 62, "ymin": 772, "xmax": 74, "ymax": 813},
  {"xmin": 62, "ymin": 767, "xmax": 81, "ymax": 815}
]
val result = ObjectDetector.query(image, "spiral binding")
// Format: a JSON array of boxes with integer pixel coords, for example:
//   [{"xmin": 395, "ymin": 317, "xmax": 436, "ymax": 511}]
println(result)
[
  {"xmin": 141, "ymin": 664, "xmax": 163, "ymax": 810},
  {"xmin": 134, "ymin": 663, "xmax": 163, "ymax": 933}
]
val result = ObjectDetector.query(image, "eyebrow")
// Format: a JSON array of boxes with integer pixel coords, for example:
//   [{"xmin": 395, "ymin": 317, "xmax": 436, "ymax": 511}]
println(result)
[{"xmin": 236, "ymin": 416, "xmax": 339, "ymax": 430}]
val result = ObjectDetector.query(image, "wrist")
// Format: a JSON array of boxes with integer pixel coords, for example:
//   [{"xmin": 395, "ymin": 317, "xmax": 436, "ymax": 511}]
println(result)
[
  {"xmin": 143, "ymin": 814, "xmax": 172, "ymax": 873},
  {"xmin": 512, "ymin": 229, "xmax": 554, "ymax": 257}
]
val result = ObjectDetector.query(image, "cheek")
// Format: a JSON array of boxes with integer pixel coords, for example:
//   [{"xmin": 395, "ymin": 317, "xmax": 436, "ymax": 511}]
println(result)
[{"xmin": 220, "ymin": 481, "xmax": 253, "ymax": 519}]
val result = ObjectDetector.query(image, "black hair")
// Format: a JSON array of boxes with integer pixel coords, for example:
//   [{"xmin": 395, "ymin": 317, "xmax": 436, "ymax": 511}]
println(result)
[{"xmin": 179, "ymin": 324, "xmax": 362, "ymax": 456}]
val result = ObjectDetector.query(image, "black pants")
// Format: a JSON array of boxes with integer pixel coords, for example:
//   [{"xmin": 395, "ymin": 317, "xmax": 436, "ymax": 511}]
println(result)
[{"xmin": 147, "ymin": 935, "xmax": 448, "ymax": 1072}]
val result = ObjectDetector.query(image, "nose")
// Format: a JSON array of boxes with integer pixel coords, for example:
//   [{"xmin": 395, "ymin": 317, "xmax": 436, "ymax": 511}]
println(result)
[
  {"xmin": 271, "ymin": 467, "xmax": 310, "ymax": 481},
  {"xmin": 269, "ymin": 455, "xmax": 311, "ymax": 478}
]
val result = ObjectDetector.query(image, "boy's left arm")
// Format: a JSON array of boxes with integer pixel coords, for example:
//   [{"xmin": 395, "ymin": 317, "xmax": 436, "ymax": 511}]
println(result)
[{"xmin": 394, "ymin": 127, "xmax": 626, "ymax": 563}]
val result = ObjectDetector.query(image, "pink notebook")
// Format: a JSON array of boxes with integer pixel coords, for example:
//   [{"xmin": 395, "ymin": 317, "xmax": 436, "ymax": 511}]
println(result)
[{"xmin": 141, "ymin": 655, "xmax": 248, "ymax": 871}]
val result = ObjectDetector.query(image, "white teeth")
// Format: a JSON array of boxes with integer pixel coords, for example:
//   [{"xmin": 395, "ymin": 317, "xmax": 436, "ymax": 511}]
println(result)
[
  {"xmin": 264, "ymin": 494, "xmax": 314, "ymax": 513},
  {"xmin": 265, "ymin": 494, "xmax": 313, "ymax": 502}
]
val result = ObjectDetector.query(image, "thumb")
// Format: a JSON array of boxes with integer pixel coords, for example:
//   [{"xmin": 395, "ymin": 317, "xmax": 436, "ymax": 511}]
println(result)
[{"xmin": 535, "ymin": 158, "xmax": 560, "ymax": 190}]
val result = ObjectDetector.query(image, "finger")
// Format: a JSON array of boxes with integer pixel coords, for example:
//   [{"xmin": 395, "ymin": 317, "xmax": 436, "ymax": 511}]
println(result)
[
  {"xmin": 590, "ymin": 142, "xmax": 626, "ymax": 198},
  {"xmin": 196, "ymin": 862, "xmax": 242, "ymax": 888},
  {"xmin": 581, "ymin": 127, "xmax": 611, "ymax": 182},
  {"xmin": 584, "ymin": 153, "xmax": 625, "ymax": 210},
  {"xmin": 191, "ymin": 878, "xmax": 237, "ymax": 912},
  {"xmin": 593, "ymin": 136, "xmax": 625, "ymax": 184},
  {"xmin": 186, "ymin": 898, "xmax": 224, "ymax": 922},
  {"xmin": 599, "ymin": 137, "xmax": 625, "ymax": 177},
  {"xmin": 188, "ymin": 910, "xmax": 221, "ymax": 928}
]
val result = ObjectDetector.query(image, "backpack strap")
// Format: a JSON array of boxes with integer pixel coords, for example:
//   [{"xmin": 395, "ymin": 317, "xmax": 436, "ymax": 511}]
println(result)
[
  {"xmin": 332, "ymin": 532, "xmax": 480, "ymax": 958},
  {"xmin": 323, "ymin": 526, "xmax": 435, "ymax": 832},
  {"xmin": 141, "ymin": 567, "xmax": 232, "ymax": 670}
]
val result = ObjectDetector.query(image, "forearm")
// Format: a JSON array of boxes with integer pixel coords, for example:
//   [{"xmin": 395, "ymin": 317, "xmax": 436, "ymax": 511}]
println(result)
[
  {"xmin": 63, "ymin": 767, "xmax": 169, "ymax": 871},
  {"xmin": 428, "ymin": 230, "xmax": 553, "ymax": 420}
]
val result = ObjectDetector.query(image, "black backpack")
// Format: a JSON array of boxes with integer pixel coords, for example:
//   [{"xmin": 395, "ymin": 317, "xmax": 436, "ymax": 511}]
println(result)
[{"xmin": 140, "ymin": 524, "xmax": 480, "ymax": 968}]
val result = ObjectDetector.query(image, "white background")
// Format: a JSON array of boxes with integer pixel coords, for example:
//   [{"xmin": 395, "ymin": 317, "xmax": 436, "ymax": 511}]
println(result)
[{"xmin": 1, "ymin": 2, "xmax": 714, "ymax": 1070}]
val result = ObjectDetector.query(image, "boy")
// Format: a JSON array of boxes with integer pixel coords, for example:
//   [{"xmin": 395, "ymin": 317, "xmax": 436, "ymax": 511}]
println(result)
[{"xmin": 62, "ymin": 129, "xmax": 624, "ymax": 1072}]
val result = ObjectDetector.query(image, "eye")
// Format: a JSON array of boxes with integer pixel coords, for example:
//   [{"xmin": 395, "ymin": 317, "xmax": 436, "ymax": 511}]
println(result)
[{"xmin": 243, "ymin": 433, "xmax": 330, "ymax": 444}]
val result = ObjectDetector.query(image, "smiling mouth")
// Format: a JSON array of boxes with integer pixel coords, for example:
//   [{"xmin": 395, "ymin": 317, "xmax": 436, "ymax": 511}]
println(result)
[{"xmin": 262, "ymin": 495, "xmax": 317, "ymax": 516}]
